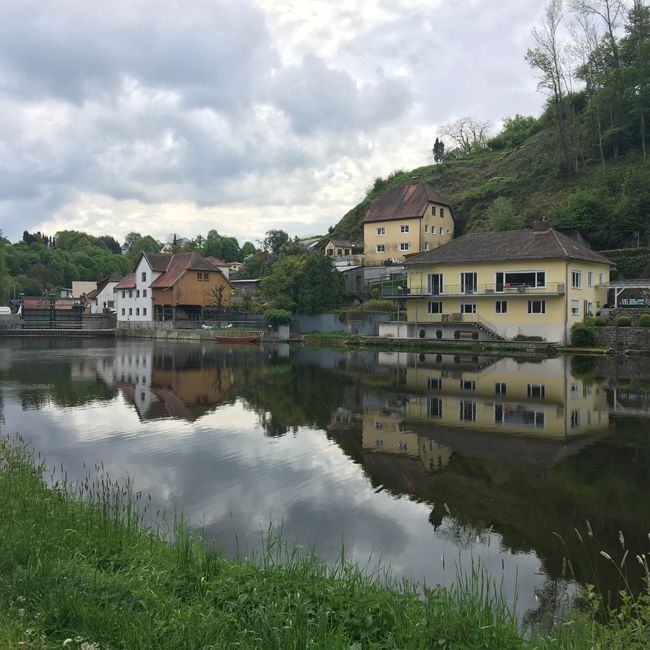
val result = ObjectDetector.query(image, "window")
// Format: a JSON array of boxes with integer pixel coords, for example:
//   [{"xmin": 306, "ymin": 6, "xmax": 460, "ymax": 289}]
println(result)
[
  {"xmin": 572, "ymin": 271, "xmax": 582, "ymax": 289},
  {"xmin": 427, "ymin": 301, "xmax": 443, "ymax": 314},
  {"xmin": 598, "ymin": 272, "xmax": 603, "ymax": 286},
  {"xmin": 570, "ymin": 410, "xmax": 580, "ymax": 428},
  {"xmin": 327, "ymin": 249, "xmax": 333, "ymax": 256},
  {"xmin": 496, "ymin": 300, "xmax": 507, "ymax": 314},
  {"xmin": 128, "ymin": 308, "xmax": 133, "ymax": 316},
  {"xmin": 377, "ymin": 227, "xmax": 385, "ymax": 235},
  {"xmin": 439, "ymin": 227, "xmax": 444, "ymax": 235},
  {"xmin": 136, "ymin": 289, "xmax": 140, "ymax": 298},
  {"xmin": 427, "ymin": 397, "xmax": 443, "ymax": 419},
  {"xmin": 424, "ymin": 243, "xmax": 430, "ymax": 250},
  {"xmin": 427, "ymin": 377, "xmax": 442, "ymax": 390},
  {"xmin": 129, "ymin": 290, "xmax": 133, "ymax": 298},
  {"xmin": 375, "ymin": 438, "xmax": 384, "ymax": 447},
  {"xmin": 571, "ymin": 300, "xmax": 580, "ymax": 316},
  {"xmin": 141, "ymin": 272, "xmax": 147, "ymax": 282},
  {"xmin": 460, "ymin": 303, "xmax": 476, "ymax": 314},
  {"xmin": 143, "ymin": 308, "xmax": 147, "ymax": 316},
  {"xmin": 527, "ymin": 384, "xmax": 546, "ymax": 399},
  {"xmin": 337, "ymin": 248, "xmax": 342, "ymax": 255},
  {"xmin": 496, "ymin": 271, "xmax": 545, "ymax": 290},
  {"xmin": 376, "ymin": 244, "xmax": 385, "ymax": 253},
  {"xmin": 136, "ymin": 308, "xmax": 140, "ymax": 316},
  {"xmin": 440, "ymin": 208, "xmax": 445, "ymax": 218},
  {"xmin": 528, "ymin": 300, "xmax": 546, "ymax": 314},
  {"xmin": 428, "ymin": 273, "xmax": 443, "ymax": 295},
  {"xmin": 121, "ymin": 308, "xmax": 125, "ymax": 316},
  {"xmin": 400, "ymin": 224, "xmax": 410, "ymax": 233},
  {"xmin": 495, "ymin": 382, "xmax": 507, "ymax": 395},
  {"xmin": 460, "ymin": 379, "xmax": 476, "ymax": 391},
  {"xmin": 588, "ymin": 272, "xmax": 593, "ymax": 287},
  {"xmin": 459, "ymin": 400, "xmax": 476, "ymax": 422},
  {"xmin": 586, "ymin": 301, "xmax": 593, "ymax": 315},
  {"xmin": 143, "ymin": 289, "xmax": 147, "ymax": 298},
  {"xmin": 400, "ymin": 242, "xmax": 409, "ymax": 251},
  {"xmin": 461, "ymin": 272, "xmax": 477, "ymax": 294},
  {"xmin": 122, "ymin": 290, "xmax": 126, "ymax": 299},
  {"xmin": 431, "ymin": 206, "xmax": 437, "ymax": 216},
  {"xmin": 424, "ymin": 225, "xmax": 429, "ymax": 233},
  {"xmin": 570, "ymin": 383, "xmax": 579, "ymax": 399},
  {"xmin": 197, "ymin": 272, "xmax": 203, "ymax": 280}
]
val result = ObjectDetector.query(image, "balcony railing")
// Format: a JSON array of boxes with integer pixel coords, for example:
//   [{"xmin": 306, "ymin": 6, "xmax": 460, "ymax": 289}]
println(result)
[{"xmin": 380, "ymin": 282, "xmax": 565, "ymax": 298}]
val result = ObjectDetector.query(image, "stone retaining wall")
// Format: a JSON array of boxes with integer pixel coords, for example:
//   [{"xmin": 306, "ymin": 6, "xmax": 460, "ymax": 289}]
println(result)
[{"xmin": 595, "ymin": 326, "xmax": 650, "ymax": 351}]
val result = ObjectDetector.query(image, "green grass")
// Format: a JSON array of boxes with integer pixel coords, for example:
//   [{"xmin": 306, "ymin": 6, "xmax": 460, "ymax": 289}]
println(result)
[
  {"xmin": 1, "ymin": 439, "xmax": 649, "ymax": 649},
  {"xmin": 0, "ymin": 439, "xmax": 525, "ymax": 649}
]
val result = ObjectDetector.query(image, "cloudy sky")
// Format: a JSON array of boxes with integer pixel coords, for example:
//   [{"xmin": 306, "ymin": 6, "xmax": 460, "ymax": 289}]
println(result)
[{"xmin": 0, "ymin": 0, "xmax": 547, "ymax": 246}]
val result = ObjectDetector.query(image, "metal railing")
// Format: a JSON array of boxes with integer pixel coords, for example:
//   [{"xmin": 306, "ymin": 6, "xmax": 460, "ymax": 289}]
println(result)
[{"xmin": 380, "ymin": 282, "xmax": 565, "ymax": 298}]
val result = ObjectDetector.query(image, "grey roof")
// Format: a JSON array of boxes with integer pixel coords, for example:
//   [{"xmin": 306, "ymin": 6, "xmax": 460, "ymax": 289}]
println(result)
[
  {"xmin": 405, "ymin": 228, "xmax": 615, "ymax": 266},
  {"xmin": 364, "ymin": 182, "xmax": 452, "ymax": 223}
]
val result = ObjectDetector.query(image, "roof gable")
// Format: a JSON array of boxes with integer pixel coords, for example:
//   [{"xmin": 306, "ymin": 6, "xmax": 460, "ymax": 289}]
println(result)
[
  {"xmin": 115, "ymin": 272, "xmax": 136, "ymax": 290},
  {"xmin": 405, "ymin": 228, "xmax": 614, "ymax": 266},
  {"xmin": 364, "ymin": 182, "xmax": 452, "ymax": 223},
  {"xmin": 150, "ymin": 252, "xmax": 231, "ymax": 289}
]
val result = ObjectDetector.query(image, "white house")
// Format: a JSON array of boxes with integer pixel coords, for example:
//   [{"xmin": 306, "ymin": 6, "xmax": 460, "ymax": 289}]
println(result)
[
  {"xmin": 114, "ymin": 252, "xmax": 170, "ymax": 322},
  {"xmin": 89, "ymin": 272, "xmax": 122, "ymax": 314}
]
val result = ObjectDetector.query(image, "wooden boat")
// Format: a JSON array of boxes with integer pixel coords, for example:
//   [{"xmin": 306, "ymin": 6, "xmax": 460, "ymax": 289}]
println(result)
[{"xmin": 215, "ymin": 332, "xmax": 262, "ymax": 344}]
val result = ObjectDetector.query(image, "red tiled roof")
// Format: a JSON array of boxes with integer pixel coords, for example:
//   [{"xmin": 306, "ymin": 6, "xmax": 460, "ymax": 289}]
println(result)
[
  {"xmin": 150, "ymin": 252, "xmax": 227, "ymax": 289},
  {"xmin": 115, "ymin": 272, "xmax": 136, "ymax": 290},
  {"xmin": 364, "ymin": 182, "xmax": 452, "ymax": 223}
]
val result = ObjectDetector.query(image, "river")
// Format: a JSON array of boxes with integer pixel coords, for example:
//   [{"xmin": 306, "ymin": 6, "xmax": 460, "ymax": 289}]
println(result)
[{"xmin": 1, "ymin": 338, "xmax": 649, "ymax": 626}]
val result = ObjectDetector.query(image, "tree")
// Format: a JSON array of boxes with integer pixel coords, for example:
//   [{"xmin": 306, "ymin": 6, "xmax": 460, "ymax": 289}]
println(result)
[
  {"xmin": 260, "ymin": 255, "xmax": 305, "ymax": 311},
  {"xmin": 296, "ymin": 254, "xmax": 345, "ymax": 314},
  {"xmin": 240, "ymin": 241, "xmax": 256, "ymax": 258},
  {"xmin": 439, "ymin": 117, "xmax": 491, "ymax": 154},
  {"xmin": 210, "ymin": 284, "xmax": 227, "ymax": 319},
  {"xmin": 262, "ymin": 229, "xmax": 290, "ymax": 257},
  {"xmin": 526, "ymin": 0, "xmax": 575, "ymax": 172},
  {"xmin": 485, "ymin": 197, "xmax": 525, "ymax": 231},
  {"xmin": 123, "ymin": 232, "xmax": 142, "ymax": 252},
  {"xmin": 432, "ymin": 137, "xmax": 445, "ymax": 162},
  {"xmin": 98, "ymin": 235, "xmax": 122, "ymax": 254}
]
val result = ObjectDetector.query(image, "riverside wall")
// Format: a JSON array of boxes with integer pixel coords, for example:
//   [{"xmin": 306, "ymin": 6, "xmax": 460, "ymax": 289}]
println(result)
[{"xmin": 594, "ymin": 326, "xmax": 650, "ymax": 351}]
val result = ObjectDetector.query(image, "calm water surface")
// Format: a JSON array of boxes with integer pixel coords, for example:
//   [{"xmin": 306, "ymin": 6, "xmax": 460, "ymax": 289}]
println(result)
[{"xmin": 1, "ymin": 339, "xmax": 649, "ymax": 624}]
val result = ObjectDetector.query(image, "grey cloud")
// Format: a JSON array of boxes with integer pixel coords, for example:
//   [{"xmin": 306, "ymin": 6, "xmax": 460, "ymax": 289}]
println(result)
[{"xmin": 267, "ymin": 55, "xmax": 413, "ymax": 134}]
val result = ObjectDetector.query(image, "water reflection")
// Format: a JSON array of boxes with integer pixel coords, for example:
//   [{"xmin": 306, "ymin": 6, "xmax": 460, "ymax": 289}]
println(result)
[{"xmin": 1, "ymin": 339, "xmax": 649, "ymax": 623}]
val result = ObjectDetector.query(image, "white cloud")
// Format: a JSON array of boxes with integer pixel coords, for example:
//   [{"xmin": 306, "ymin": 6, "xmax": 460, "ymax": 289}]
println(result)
[{"xmin": 0, "ymin": 0, "xmax": 547, "ymax": 244}]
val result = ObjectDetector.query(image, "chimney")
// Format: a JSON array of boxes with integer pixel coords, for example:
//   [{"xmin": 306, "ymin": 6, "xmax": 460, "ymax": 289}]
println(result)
[{"xmin": 532, "ymin": 218, "xmax": 550, "ymax": 232}]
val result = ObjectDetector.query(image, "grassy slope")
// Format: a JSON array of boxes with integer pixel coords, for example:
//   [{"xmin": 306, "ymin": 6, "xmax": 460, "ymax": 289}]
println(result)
[
  {"xmin": 1, "ymin": 440, "xmax": 648, "ymax": 649},
  {"xmin": 330, "ymin": 131, "xmax": 644, "ymax": 244}
]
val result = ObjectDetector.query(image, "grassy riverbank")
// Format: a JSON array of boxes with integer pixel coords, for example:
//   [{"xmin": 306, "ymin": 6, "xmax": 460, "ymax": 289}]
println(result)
[{"xmin": 1, "ymin": 440, "xmax": 648, "ymax": 649}]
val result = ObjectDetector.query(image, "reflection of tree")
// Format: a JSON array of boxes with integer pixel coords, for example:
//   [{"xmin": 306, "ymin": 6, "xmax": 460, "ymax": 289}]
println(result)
[
  {"xmin": 235, "ymin": 361, "xmax": 348, "ymax": 438},
  {"xmin": 523, "ymin": 577, "xmax": 573, "ymax": 636}
]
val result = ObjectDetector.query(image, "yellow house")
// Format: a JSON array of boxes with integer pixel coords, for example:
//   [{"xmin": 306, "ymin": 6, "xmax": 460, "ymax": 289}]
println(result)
[
  {"xmin": 394, "ymin": 222, "xmax": 613, "ymax": 344},
  {"xmin": 363, "ymin": 182, "xmax": 454, "ymax": 264},
  {"xmin": 323, "ymin": 238, "xmax": 354, "ymax": 258}
]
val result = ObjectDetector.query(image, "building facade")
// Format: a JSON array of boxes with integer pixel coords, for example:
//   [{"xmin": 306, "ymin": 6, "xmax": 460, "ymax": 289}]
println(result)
[
  {"xmin": 393, "ymin": 224, "xmax": 613, "ymax": 344},
  {"xmin": 363, "ymin": 182, "xmax": 454, "ymax": 265}
]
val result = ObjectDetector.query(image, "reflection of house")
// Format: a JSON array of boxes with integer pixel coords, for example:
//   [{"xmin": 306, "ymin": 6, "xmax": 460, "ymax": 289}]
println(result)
[
  {"xmin": 114, "ymin": 252, "xmax": 232, "ymax": 322},
  {"xmin": 401, "ymin": 355, "xmax": 609, "ymax": 439},
  {"xmin": 363, "ymin": 183, "xmax": 455, "ymax": 265},
  {"xmin": 113, "ymin": 344, "xmax": 232, "ymax": 421},
  {"xmin": 397, "ymin": 222, "xmax": 613, "ymax": 343},
  {"xmin": 362, "ymin": 405, "xmax": 452, "ymax": 473}
]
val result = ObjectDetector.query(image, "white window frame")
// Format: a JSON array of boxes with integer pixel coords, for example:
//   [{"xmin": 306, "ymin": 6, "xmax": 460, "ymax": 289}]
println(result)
[
  {"xmin": 376, "ymin": 227, "xmax": 385, "ymax": 235},
  {"xmin": 376, "ymin": 244, "xmax": 385, "ymax": 253},
  {"xmin": 439, "ymin": 227, "xmax": 444, "ymax": 235},
  {"xmin": 424, "ymin": 224, "xmax": 429, "ymax": 233},
  {"xmin": 460, "ymin": 303, "xmax": 476, "ymax": 314},
  {"xmin": 527, "ymin": 300, "xmax": 546, "ymax": 315},
  {"xmin": 400, "ymin": 242, "xmax": 410, "ymax": 251},
  {"xmin": 400, "ymin": 224, "xmax": 410, "ymax": 233},
  {"xmin": 588, "ymin": 272, "xmax": 593, "ymax": 288},
  {"xmin": 427, "ymin": 273, "xmax": 443, "ymax": 295},
  {"xmin": 495, "ymin": 300, "xmax": 507, "ymax": 314},
  {"xmin": 526, "ymin": 384, "xmax": 546, "ymax": 399},
  {"xmin": 571, "ymin": 300, "xmax": 580, "ymax": 316},
  {"xmin": 571, "ymin": 270, "xmax": 582, "ymax": 289},
  {"xmin": 427, "ymin": 301, "xmax": 443, "ymax": 314}
]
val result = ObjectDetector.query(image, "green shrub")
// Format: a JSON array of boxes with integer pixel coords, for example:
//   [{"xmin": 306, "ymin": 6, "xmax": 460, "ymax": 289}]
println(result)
[
  {"xmin": 594, "ymin": 316, "xmax": 608, "ymax": 326},
  {"xmin": 512, "ymin": 334, "xmax": 544, "ymax": 341},
  {"xmin": 570, "ymin": 322, "xmax": 597, "ymax": 347},
  {"xmin": 639, "ymin": 314, "xmax": 650, "ymax": 327},
  {"xmin": 263, "ymin": 308, "xmax": 292, "ymax": 327},
  {"xmin": 616, "ymin": 315, "xmax": 632, "ymax": 327}
]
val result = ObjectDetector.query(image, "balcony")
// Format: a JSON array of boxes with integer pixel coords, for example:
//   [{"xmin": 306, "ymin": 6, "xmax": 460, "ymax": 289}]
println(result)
[{"xmin": 380, "ymin": 282, "xmax": 565, "ymax": 298}]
